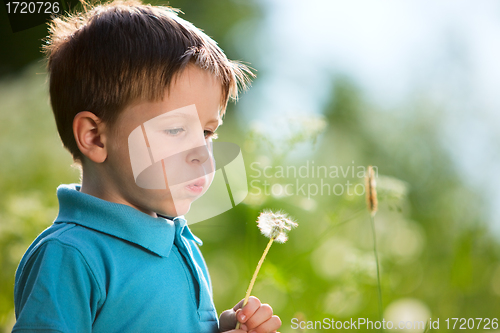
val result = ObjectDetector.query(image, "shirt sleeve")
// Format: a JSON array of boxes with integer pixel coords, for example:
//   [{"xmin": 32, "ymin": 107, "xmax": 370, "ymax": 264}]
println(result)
[{"xmin": 13, "ymin": 240, "xmax": 102, "ymax": 333}]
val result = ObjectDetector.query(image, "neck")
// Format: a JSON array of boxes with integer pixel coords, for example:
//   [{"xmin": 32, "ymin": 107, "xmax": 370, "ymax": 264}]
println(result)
[{"xmin": 80, "ymin": 164, "xmax": 158, "ymax": 218}]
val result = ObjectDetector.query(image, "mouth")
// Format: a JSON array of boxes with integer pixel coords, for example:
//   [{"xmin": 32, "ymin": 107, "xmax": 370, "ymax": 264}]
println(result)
[{"xmin": 185, "ymin": 177, "xmax": 206, "ymax": 194}]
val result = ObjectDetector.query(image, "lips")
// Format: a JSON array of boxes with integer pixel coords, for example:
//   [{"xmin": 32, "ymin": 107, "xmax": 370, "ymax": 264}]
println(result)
[
  {"xmin": 185, "ymin": 177, "xmax": 206, "ymax": 194},
  {"xmin": 192, "ymin": 177, "xmax": 206, "ymax": 187}
]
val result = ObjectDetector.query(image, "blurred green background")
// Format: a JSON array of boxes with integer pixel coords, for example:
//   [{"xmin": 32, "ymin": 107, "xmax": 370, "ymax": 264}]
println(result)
[{"xmin": 1, "ymin": 0, "xmax": 500, "ymax": 332}]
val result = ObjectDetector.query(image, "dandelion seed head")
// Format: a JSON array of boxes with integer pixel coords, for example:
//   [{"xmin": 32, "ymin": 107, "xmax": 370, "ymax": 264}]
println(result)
[{"xmin": 257, "ymin": 210, "xmax": 298, "ymax": 243}]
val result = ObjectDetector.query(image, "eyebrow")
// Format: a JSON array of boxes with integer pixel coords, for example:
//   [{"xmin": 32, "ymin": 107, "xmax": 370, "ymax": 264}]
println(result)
[
  {"xmin": 152, "ymin": 109, "xmax": 221, "ymax": 126},
  {"xmin": 156, "ymin": 112, "xmax": 190, "ymax": 120}
]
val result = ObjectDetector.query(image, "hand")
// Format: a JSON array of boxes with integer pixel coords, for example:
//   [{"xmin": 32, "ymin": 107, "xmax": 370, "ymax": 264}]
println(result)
[{"xmin": 219, "ymin": 296, "xmax": 281, "ymax": 333}]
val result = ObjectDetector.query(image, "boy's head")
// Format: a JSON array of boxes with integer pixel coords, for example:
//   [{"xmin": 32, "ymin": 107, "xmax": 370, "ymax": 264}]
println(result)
[
  {"xmin": 44, "ymin": 0, "xmax": 252, "ymax": 163},
  {"xmin": 44, "ymin": 0, "xmax": 253, "ymax": 217}
]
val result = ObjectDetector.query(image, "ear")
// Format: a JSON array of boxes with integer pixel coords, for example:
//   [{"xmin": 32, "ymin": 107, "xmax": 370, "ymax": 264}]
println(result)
[{"xmin": 73, "ymin": 111, "xmax": 107, "ymax": 163}]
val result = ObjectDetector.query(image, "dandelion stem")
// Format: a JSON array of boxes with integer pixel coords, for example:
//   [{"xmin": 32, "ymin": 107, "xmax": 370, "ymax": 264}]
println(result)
[
  {"xmin": 235, "ymin": 237, "xmax": 274, "ymax": 329},
  {"xmin": 243, "ymin": 237, "xmax": 274, "ymax": 306},
  {"xmin": 371, "ymin": 214, "xmax": 383, "ymax": 325}
]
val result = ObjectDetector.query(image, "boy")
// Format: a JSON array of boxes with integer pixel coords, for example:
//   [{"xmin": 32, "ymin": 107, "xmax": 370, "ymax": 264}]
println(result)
[{"xmin": 12, "ymin": 1, "xmax": 281, "ymax": 332}]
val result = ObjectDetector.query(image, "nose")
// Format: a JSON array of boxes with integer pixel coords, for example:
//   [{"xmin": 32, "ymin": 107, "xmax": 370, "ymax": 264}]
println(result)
[{"xmin": 186, "ymin": 144, "xmax": 211, "ymax": 165}]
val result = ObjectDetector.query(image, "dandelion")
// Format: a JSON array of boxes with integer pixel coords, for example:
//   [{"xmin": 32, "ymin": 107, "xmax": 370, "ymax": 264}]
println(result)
[
  {"xmin": 257, "ymin": 210, "xmax": 297, "ymax": 243},
  {"xmin": 236, "ymin": 210, "xmax": 298, "ymax": 329},
  {"xmin": 366, "ymin": 165, "xmax": 382, "ymax": 325}
]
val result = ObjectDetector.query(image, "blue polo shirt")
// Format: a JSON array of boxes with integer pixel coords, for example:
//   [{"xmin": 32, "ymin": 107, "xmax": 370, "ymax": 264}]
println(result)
[{"xmin": 13, "ymin": 184, "xmax": 219, "ymax": 333}]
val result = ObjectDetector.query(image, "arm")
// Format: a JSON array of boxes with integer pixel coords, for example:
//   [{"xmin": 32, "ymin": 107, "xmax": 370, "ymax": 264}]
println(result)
[
  {"xmin": 219, "ymin": 297, "xmax": 281, "ymax": 333},
  {"xmin": 13, "ymin": 240, "xmax": 101, "ymax": 332}
]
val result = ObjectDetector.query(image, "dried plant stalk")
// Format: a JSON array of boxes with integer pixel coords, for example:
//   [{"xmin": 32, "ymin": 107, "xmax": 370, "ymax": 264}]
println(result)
[
  {"xmin": 366, "ymin": 165, "xmax": 382, "ymax": 323},
  {"xmin": 366, "ymin": 165, "xmax": 378, "ymax": 216}
]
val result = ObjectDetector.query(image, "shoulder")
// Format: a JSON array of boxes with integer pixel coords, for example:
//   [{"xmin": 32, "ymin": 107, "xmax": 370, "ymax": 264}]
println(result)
[
  {"xmin": 14, "ymin": 228, "xmax": 105, "ymax": 331},
  {"xmin": 15, "ymin": 223, "xmax": 107, "ymax": 303},
  {"xmin": 22, "ymin": 223, "xmax": 106, "ymax": 274},
  {"xmin": 16, "ymin": 223, "xmax": 104, "ymax": 289}
]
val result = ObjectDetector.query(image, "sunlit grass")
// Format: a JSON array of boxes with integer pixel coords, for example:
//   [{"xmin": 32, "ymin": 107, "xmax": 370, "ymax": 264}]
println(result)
[{"xmin": 0, "ymin": 63, "xmax": 79, "ymax": 331}]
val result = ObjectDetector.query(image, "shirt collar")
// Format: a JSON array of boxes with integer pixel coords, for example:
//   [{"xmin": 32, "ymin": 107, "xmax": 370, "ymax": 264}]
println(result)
[{"xmin": 53, "ymin": 184, "xmax": 202, "ymax": 258}]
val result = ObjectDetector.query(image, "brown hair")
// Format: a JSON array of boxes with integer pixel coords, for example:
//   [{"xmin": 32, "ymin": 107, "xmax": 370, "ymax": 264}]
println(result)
[{"xmin": 44, "ymin": 0, "xmax": 254, "ymax": 162}]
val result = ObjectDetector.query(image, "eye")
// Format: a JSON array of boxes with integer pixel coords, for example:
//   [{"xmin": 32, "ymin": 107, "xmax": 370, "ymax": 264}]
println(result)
[
  {"xmin": 164, "ymin": 128, "xmax": 185, "ymax": 136},
  {"xmin": 204, "ymin": 130, "xmax": 218, "ymax": 139}
]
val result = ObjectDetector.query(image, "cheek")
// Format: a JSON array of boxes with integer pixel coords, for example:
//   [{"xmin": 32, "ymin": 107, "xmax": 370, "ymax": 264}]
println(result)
[
  {"xmin": 146, "ymin": 132, "xmax": 180, "ymax": 161},
  {"xmin": 207, "ymin": 170, "xmax": 215, "ymax": 185},
  {"xmin": 109, "ymin": 136, "xmax": 134, "ymax": 176},
  {"xmin": 147, "ymin": 130, "xmax": 205, "ymax": 163}
]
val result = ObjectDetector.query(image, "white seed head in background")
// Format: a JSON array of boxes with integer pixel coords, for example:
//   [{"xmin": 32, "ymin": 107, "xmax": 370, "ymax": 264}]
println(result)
[{"xmin": 257, "ymin": 210, "xmax": 298, "ymax": 243}]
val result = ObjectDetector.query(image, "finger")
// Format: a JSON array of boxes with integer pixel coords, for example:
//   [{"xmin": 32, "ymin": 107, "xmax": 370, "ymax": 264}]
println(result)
[
  {"xmin": 222, "ymin": 330, "xmax": 247, "ymax": 333},
  {"xmin": 248, "ymin": 315, "xmax": 282, "ymax": 333},
  {"xmin": 233, "ymin": 298, "xmax": 245, "ymax": 311},
  {"xmin": 234, "ymin": 310, "xmax": 249, "ymax": 330},
  {"xmin": 237, "ymin": 296, "xmax": 261, "ymax": 324},
  {"xmin": 219, "ymin": 309, "xmax": 238, "ymax": 332},
  {"xmin": 244, "ymin": 303, "xmax": 274, "ymax": 330}
]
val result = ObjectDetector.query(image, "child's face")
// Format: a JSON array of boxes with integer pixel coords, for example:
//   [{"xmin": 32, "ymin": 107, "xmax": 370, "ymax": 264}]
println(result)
[{"xmin": 102, "ymin": 64, "xmax": 222, "ymax": 217}]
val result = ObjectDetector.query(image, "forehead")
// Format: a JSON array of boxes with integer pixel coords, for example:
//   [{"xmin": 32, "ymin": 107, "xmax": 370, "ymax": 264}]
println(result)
[{"xmin": 120, "ymin": 65, "xmax": 223, "ymax": 127}]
